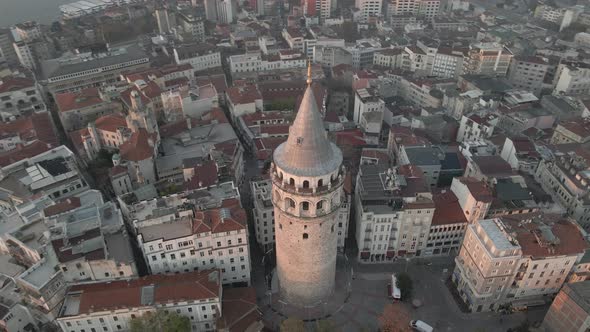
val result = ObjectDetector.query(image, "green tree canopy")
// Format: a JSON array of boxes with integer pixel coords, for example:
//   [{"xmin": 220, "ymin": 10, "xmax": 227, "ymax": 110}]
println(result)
[
  {"xmin": 129, "ymin": 310, "xmax": 191, "ymax": 332},
  {"xmin": 396, "ymin": 272, "xmax": 413, "ymax": 301}
]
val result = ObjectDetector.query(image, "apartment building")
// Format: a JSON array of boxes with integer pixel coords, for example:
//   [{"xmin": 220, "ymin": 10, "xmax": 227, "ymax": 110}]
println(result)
[
  {"xmin": 251, "ymin": 178, "xmax": 275, "ymax": 251},
  {"xmin": 48, "ymin": 201, "xmax": 138, "ymax": 283},
  {"xmin": 172, "ymin": 43, "xmax": 222, "ymax": 72},
  {"xmin": 542, "ymin": 282, "xmax": 590, "ymax": 332},
  {"xmin": 551, "ymin": 118, "xmax": 590, "ymax": 144},
  {"xmin": 553, "ymin": 61, "xmax": 590, "ymax": 96},
  {"xmin": 0, "ymin": 145, "xmax": 89, "ymax": 202},
  {"xmin": 136, "ymin": 199, "xmax": 251, "ymax": 286},
  {"xmin": 464, "ymin": 42, "xmax": 513, "ymax": 77},
  {"xmin": 355, "ymin": 0, "xmax": 383, "ymax": 23},
  {"xmin": 40, "ymin": 46, "xmax": 150, "ymax": 95},
  {"xmin": 353, "ymin": 88, "xmax": 385, "ymax": 136},
  {"xmin": 56, "ymin": 270, "xmax": 223, "ymax": 332},
  {"xmin": 456, "ymin": 113, "xmax": 499, "ymax": 142},
  {"xmin": 177, "ymin": 11, "xmax": 205, "ymax": 41},
  {"xmin": 387, "ymin": 0, "xmax": 440, "ymax": 19},
  {"xmin": 432, "ymin": 48, "xmax": 466, "ymax": 79},
  {"xmin": 55, "ymin": 87, "xmax": 119, "ymax": 132},
  {"xmin": 507, "ymin": 56, "xmax": 549, "ymax": 96},
  {"xmin": 302, "ymin": 0, "xmax": 332, "ymax": 18},
  {"xmin": 453, "ymin": 215, "xmax": 587, "ymax": 312},
  {"xmin": 0, "ymin": 76, "xmax": 46, "ymax": 121},
  {"xmin": 355, "ymin": 163, "xmax": 435, "ymax": 263},
  {"xmin": 534, "ymin": 145, "xmax": 590, "ymax": 229}
]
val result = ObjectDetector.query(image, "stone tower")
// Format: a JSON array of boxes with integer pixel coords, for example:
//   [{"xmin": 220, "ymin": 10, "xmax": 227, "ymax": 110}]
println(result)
[{"xmin": 271, "ymin": 64, "xmax": 344, "ymax": 306}]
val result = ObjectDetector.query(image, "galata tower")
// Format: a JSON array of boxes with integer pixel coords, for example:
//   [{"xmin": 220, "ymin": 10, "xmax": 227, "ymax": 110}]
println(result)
[{"xmin": 271, "ymin": 63, "xmax": 345, "ymax": 306}]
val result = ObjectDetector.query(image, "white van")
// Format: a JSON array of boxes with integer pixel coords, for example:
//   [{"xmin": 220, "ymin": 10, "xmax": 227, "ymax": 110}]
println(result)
[
  {"xmin": 409, "ymin": 320, "xmax": 433, "ymax": 332},
  {"xmin": 391, "ymin": 273, "xmax": 401, "ymax": 300}
]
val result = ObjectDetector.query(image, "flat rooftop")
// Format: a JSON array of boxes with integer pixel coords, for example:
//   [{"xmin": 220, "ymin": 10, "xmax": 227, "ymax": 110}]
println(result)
[
  {"xmin": 478, "ymin": 219, "xmax": 520, "ymax": 252},
  {"xmin": 138, "ymin": 218, "xmax": 193, "ymax": 242}
]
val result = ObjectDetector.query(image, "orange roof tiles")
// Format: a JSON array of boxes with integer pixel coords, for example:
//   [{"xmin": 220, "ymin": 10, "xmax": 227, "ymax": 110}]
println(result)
[
  {"xmin": 0, "ymin": 112, "xmax": 58, "ymax": 147},
  {"xmin": 185, "ymin": 160, "xmax": 219, "ymax": 190},
  {"xmin": 0, "ymin": 76, "xmax": 34, "ymax": 94},
  {"xmin": 432, "ymin": 191, "xmax": 467, "ymax": 226},
  {"xmin": 43, "ymin": 197, "xmax": 81, "ymax": 217},
  {"xmin": 457, "ymin": 177, "xmax": 493, "ymax": 203},
  {"xmin": 502, "ymin": 215, "xmax": 588, "ymax": 259},
  {"xmin": 193, "ymin": 200, "xmax": 246, "ymax": 234},
  {"xmin": 119, "ymin": 128, "xmax": 156, "ymax": 162},
  {"xmin": 94, "ymin": 114, "xmax": 127, "ymax": 133},
  {"xmin": 0, "ymin": 140, "xmax": 52, "ymax": 167},
  {"xmin": 65, "ymin": 270, "xmax": 220, "ymax": 316},
  {"xmin": 226, "ymin": 85, "xmax": 262, "ymax": 105},
  {"xmin": 55, "ymin": 88, "xmax": 105, "ymax": 113}
]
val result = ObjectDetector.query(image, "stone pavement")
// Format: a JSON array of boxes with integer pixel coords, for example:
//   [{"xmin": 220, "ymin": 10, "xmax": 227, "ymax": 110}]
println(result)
[{"xmin": 253, "ymin": 254, "xmax": 549, "ymax": 331}]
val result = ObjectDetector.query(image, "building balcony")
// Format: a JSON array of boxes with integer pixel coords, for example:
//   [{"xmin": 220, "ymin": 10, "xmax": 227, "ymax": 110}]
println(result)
[{"xmin": 271, "ymin": 168, "xmax": 345, "ymax": 196}]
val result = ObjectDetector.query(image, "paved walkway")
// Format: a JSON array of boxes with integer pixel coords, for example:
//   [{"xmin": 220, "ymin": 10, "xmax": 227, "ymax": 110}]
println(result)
[{"xmin": 253, "ymin": 255, "xmax": 548, "ymax": 331}]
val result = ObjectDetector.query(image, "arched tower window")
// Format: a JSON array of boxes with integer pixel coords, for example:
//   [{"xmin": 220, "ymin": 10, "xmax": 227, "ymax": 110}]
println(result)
[
  {"xmin": 318, "ymin": 179, "xmax": 323, "ymax": 187},
  {"xmin": 316, "ymin": 201, "xmax": 323, "ymax": 210},
  {"xmin": 302, "ymin": 202, "xmax": 309, "ymax": 211},
  {"xmin": 303, "ymin": 180, "xmax": 309, "ymax": 188},
  {"xmin": 289, "ymin": 178, "xmax": 295, "ymax": 186},
  {"xmin": 286, "ymin": 198, "xmax": 295, "ymax": 209},
  {"xmin": 303, "ymin": 233, "xmax": 309, "ymax": 239}
]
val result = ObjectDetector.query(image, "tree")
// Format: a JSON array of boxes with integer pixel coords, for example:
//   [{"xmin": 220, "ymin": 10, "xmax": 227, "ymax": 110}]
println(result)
[
  {"xmin": 129, "ymin": 311, "xmax": 190, "ymax": 332},
  {"xmin": 396, "ymin": 272, "xmax": 413, "ymax": 301},
  {"xmin": 378, "ymin": 303, "xmax": 412, "ymax": 332},
  {"xmin": 280, "ymin": 318, "xmax": 306, "ymax": 332},
  {"xmin": 315, "ymin": 319, "xmax": 335, "ymax": 332}
]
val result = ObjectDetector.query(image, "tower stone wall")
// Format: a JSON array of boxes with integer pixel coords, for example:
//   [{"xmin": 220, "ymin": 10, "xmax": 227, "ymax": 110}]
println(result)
[
  {"xmin": 272, "ymin": 167, "xmax": 344, "ymax": 305},
  {"xmin": 271, "ymin": 65, "xmax": 344, "ymax": 306}
]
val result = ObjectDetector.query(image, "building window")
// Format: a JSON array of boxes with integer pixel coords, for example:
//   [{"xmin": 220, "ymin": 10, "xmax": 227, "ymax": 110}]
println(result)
[{"xmin": 303, "ymin": 233, "xmax": 309, "ymax": 239}]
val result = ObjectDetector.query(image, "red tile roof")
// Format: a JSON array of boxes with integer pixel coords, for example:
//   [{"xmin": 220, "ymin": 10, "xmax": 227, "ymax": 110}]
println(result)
[
  {"xmin": 0, "ymin": 140, "xmax": 52, "ymax": 167},
  {"xmin": 55, "ymin": 88, "xmax": 105, "ymax": 113},
  {"xmin": 0, "ymin": 112, "xmax": 58, "ymax": 147},
  {"xmin": 193, "ymin": 199, "xmax": 246, "ymax": 234},
  {"xmin": 432, "ymin": 191, "xmax": 467, "ymax": 226},
  {"xmin": 471, "ymin": 156, "xmax": 512, "ymax": 177},
  {"xmin": 217, "ymin": 287, "xmax": 261, "ymax": 332},
  {"xmin": 502, "ymin": 215, "xmax": 588, "ymax": 259},
  {"xmin": 196, "ymin": 74, "xmax": 228, "ymax": 94},
  {"xmin": 51, "ymin": 228, "xmax": 104, "ymax": 263},
  {"xmin": 456, "ymin": 177, "xmax": 493, "ymax": 203},
  {"xmin": 119, "ymin": 129, "xmax": 156, "ymax": 162},
  {"xmin": 241, "ymin": 111, "xmax": 286, "ymax": 126},
  {"xmin": 185, "ymin": 160, "xmax": 219, "ymax": 190},
  {"xmin": 557, "ymin": 118, "xmax": 590, "ymax": 139},
  {"xmin": 226, "ymin": 85, "xmax": 262, "ymax": 105},
  {"xmin": 109, "ymin": 165, "xmax": 128, "ymax": 178},
  {"xmin": 65, "ymin": 270, "xmax": 220, "ymax": 316},
  {"xmin": 43, "ymin": 197, "xmax": 81, "ymax": 217},
  {"xmin": 94, "ymin": 114, "xmax": 127, "ymax": 133},
  {"xmin": 0, "ymin": 76, "xmax": 34, "ymax": 94},
  {"xmin": 361, "ymin": 149, "xmax": 391, "ymax": 164}
]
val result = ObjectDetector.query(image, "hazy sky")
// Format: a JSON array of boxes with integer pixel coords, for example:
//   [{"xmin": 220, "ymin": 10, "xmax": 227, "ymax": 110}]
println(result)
[{"xmin": 0, "ymin": 0, "xmax": 72, "ymax": 27}]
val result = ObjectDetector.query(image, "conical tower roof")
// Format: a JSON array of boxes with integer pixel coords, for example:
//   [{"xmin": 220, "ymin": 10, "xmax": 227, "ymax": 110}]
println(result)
[{"xmin": 273, "ymin": 66, "xmax": 342, "ymax": 177}]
